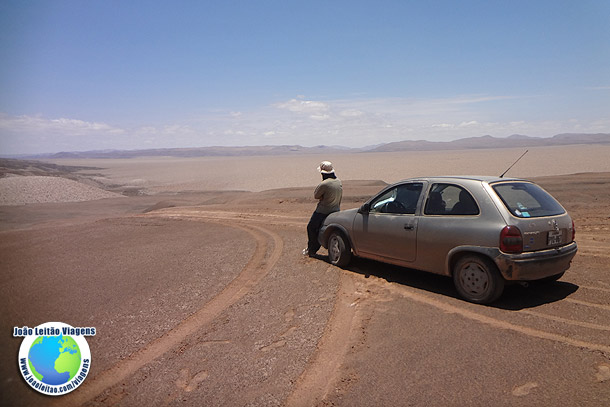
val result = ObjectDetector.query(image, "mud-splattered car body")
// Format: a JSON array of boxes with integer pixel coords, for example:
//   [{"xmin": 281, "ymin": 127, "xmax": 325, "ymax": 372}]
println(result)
[{"xmin": 319, "ymin": 176, "xmax": 577, "ymax": 304}]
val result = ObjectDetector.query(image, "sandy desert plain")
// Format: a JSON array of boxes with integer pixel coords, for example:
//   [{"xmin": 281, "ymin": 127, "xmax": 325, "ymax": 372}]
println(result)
[{"xmin": 1, "ymin": 144, "xmax": 610, "ymax": 406}]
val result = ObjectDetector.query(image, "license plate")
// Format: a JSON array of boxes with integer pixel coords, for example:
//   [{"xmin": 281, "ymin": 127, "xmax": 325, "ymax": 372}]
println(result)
[{"xmin": 547, "ymin": 230, "xmax": 562, "ymax": 246}]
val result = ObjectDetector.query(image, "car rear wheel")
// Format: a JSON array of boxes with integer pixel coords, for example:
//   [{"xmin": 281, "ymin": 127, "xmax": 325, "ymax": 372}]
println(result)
[
  {"xmin": 328, "ymin": 232, "xmax": 352, "ymax": 267},
  {"xmin": 453, "ymin": 255, "xmax": 504, "ymax": 304}
]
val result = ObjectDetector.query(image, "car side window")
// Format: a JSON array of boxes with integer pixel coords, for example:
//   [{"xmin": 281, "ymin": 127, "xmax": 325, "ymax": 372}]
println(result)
[
  {"xmin": 370, "ymin": 183, "xmax": 423, "ymax": 214},
  {"xmin": 424, "ymin": 184, "xmax": 479, "ymax": 215}
]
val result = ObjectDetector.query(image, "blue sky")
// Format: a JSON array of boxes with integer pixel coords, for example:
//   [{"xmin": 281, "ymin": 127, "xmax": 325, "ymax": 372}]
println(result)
[{"xmin": 1, "ymin": 0, "xmax": 609, "ymax": 154}]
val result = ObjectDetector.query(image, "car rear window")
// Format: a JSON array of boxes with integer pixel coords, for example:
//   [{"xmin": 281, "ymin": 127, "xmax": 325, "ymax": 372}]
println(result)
[{"xmin": 492, "ymin": 182, "xmax": 565, "ymax": 218}]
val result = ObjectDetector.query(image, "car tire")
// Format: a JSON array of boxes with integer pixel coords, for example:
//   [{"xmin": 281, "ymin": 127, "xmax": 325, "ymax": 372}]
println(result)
[
  {"xmin": 453, "ymin": 255, "xmax": 505, "ymax": 304},
  {"xmin": 328, "ymin": 232, "xmax": 352, "ymax": 267}
]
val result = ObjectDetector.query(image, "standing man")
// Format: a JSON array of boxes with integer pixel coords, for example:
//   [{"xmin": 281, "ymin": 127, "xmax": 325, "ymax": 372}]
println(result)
[{"xmin": 304, "ymin": 161, "xmax": 343, "ymax": 257}]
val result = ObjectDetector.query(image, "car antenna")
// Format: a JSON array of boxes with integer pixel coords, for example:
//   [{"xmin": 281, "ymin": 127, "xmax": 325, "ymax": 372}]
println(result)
[{"xmin": 499, "ymin": 150, "xmax": 528, "ymax": 178}]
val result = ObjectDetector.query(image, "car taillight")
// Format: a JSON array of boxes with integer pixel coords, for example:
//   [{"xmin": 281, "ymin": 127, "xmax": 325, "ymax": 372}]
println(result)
[
  {"xmin": 572, "ymin": 220, "xmax": 576, "ymax": 242},
  {"xmin": 500, "ymin": 225, "xmax": 523, "ymax": 253}
]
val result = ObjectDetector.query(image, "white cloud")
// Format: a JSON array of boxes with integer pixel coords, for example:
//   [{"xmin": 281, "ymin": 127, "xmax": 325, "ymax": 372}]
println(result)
[
  {"xmin": 274, "ymin": 98, "xmax": 329, "ymax": 114},
  {"xmin": 50, "ymin": 118, "xmax": 123, "ymax": 133},
  {"xmin": 0, "ymin": 114, "xmax": 125, "ymax": 136},
  {"xmin": 459, "ymin": 121, "xmax": 480, "ymax": 127},
  {"xmin": 1, "ymin": 93, "xmax": 609, "ymax": 154},
  {"xmin": 0, "ymin": 114, "xmax": 131, "ymax": 154},
  {"xmin": 339, "ymin": 109, "xmax": 364, "ymax": 117}
]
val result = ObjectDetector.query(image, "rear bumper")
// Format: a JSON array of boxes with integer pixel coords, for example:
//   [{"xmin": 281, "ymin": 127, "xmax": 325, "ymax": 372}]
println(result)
[{"xmin": 494, "ymin": 242, "xmax": 578, "ymax": 281}]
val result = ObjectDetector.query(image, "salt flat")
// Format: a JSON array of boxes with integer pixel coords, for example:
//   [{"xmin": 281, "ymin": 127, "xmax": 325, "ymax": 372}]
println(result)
[{"xmin": 49, "ymin": 144, "xmax": 610, "ymax": 193}]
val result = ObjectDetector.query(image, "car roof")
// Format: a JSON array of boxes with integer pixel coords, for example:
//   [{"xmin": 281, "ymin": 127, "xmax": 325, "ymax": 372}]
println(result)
[{"xmin": 397, "ymin": 175, "xmax": 528, "ymax": 184}]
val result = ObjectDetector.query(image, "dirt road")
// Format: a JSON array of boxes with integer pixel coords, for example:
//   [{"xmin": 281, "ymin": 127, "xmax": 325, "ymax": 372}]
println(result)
[{"xmin": 1, "ymin": 173, "xmax": 609, "ymax": 406}]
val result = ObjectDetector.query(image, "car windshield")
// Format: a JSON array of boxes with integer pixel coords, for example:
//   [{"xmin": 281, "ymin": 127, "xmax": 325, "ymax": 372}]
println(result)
[{"xmin": 492, "ymin": 182, "xmax": 565, "ymax": 218}]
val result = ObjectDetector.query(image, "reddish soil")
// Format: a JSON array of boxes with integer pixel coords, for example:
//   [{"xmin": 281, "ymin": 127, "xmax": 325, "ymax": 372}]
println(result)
[{"xmin": 1, "ymin": 171, "xmax": 609, "ymax": 406}]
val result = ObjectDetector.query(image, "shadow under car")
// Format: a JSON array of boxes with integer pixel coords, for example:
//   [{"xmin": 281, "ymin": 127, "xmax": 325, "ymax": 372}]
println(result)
[{"xmin": 326, "ymin": 255, "xmax": 579, "ymax": 310}]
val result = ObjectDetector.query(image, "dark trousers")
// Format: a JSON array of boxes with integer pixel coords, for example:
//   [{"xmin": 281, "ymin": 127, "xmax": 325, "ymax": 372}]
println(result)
[{"xmin": 307, "ymin": 211, "xmax": 328, "ymax": 254}]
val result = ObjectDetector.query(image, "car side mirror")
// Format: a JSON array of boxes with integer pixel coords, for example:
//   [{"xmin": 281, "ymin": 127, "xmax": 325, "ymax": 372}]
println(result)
[{"xmin": 358, "ymin": 203, "xmax": 370, "ymax": 214}]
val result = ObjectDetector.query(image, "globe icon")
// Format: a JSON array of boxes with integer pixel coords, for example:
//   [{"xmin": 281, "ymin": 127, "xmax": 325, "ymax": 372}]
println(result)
[{"xmin": 28, "ymin": 335, "xmax": 82, "ymax": 385}]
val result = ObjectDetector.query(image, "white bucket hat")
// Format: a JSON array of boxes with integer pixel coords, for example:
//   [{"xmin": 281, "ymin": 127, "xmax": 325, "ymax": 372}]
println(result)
[{"xmin": 317, "ymin": 161, "xmax": 335, "ymax": 174}]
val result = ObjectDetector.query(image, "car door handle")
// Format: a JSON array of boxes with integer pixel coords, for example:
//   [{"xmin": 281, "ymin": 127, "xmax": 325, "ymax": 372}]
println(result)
[{"xmin": 404, "ymin": 224, "xmax": 415, "ymax": 230}]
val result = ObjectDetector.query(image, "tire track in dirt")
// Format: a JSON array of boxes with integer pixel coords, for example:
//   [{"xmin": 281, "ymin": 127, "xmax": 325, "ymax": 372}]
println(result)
[
  {"xmin": 58, "ymin": 217, "xmax": 283, "ymax": 407},
  {"xmin": 145, "ymin": 208, "xmax": 366, "ymax": 407},
  {"xmin": 153, "ymin": 208, "xmax": 307, "ymax": 227},
  {"xmin": 151, "ymin": 208, "xmax": 610, "ymax": 401},
  {"xmin": 63, "ymin": 207, "xmax": 609, "ymax": 405},
  {"xmin": 381, "ymin": 279, "xmax": 610, "ymax": 354},
  {"xmin": 574, "ymin": 233, "xmax": 610, "ymax": 258},
  {"xmin": 518, "ymin": 310, "xmax": 610, "ymax": 331},
  {"xmin": 283, "ymin": 270, "xmax": 359, "ymax": 407},
  {"xmin": 579, "ymin": 284, "xmax": 610, "ymax": 294},
  {"xmin": 294, "ymin": 269, "xmax": 610, "ymax": 404},
  {"xmin": 565, "ymin": 298, "xmax": 610, "ymax": 312}
]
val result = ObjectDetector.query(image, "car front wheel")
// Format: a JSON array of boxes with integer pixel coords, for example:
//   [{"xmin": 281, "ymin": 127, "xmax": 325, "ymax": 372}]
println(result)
[
  {"xmin": 328, "ymin": 232, "xmax": 352, "ymax": 267},
  {"xmin": 453, "ymin": 255, "xmax": 504, "ymax": 304}
]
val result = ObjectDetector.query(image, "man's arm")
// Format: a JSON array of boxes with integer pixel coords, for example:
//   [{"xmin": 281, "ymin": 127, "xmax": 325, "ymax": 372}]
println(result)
[{"xmin": 314, "ymin": 183, "xmax": 325, "ymax": 200}]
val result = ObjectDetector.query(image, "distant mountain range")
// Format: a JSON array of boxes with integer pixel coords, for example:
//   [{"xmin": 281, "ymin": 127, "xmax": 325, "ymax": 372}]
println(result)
[
  {"xmin": 368, "ymin": 133, "xmax": 610, "ymax": 152},
  {"xmin": 21, "ymin": 133, "xmax": 610, "ymax": 159}
]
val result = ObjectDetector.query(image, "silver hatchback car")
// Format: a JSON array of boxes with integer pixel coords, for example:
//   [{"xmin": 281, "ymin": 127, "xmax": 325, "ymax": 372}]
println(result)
[{"xmin": 319, "ymin": 176, "xmax": 577, "ymax": 304}]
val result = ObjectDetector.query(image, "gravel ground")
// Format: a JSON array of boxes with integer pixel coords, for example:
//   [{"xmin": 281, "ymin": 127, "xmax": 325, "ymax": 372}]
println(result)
[
  {"xmin": 0, "ymin": 170, "xmax": 609, "ymax": 406},
  {"xmin": 0, "ymin": 175, "xmax": 124, "ymax": 205}
]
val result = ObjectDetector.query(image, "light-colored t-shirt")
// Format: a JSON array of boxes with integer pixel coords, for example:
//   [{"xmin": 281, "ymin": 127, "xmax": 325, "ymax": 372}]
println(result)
[{"xmin": 314, "ymin": 178, "xmax": 342, "ymax": 214}]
